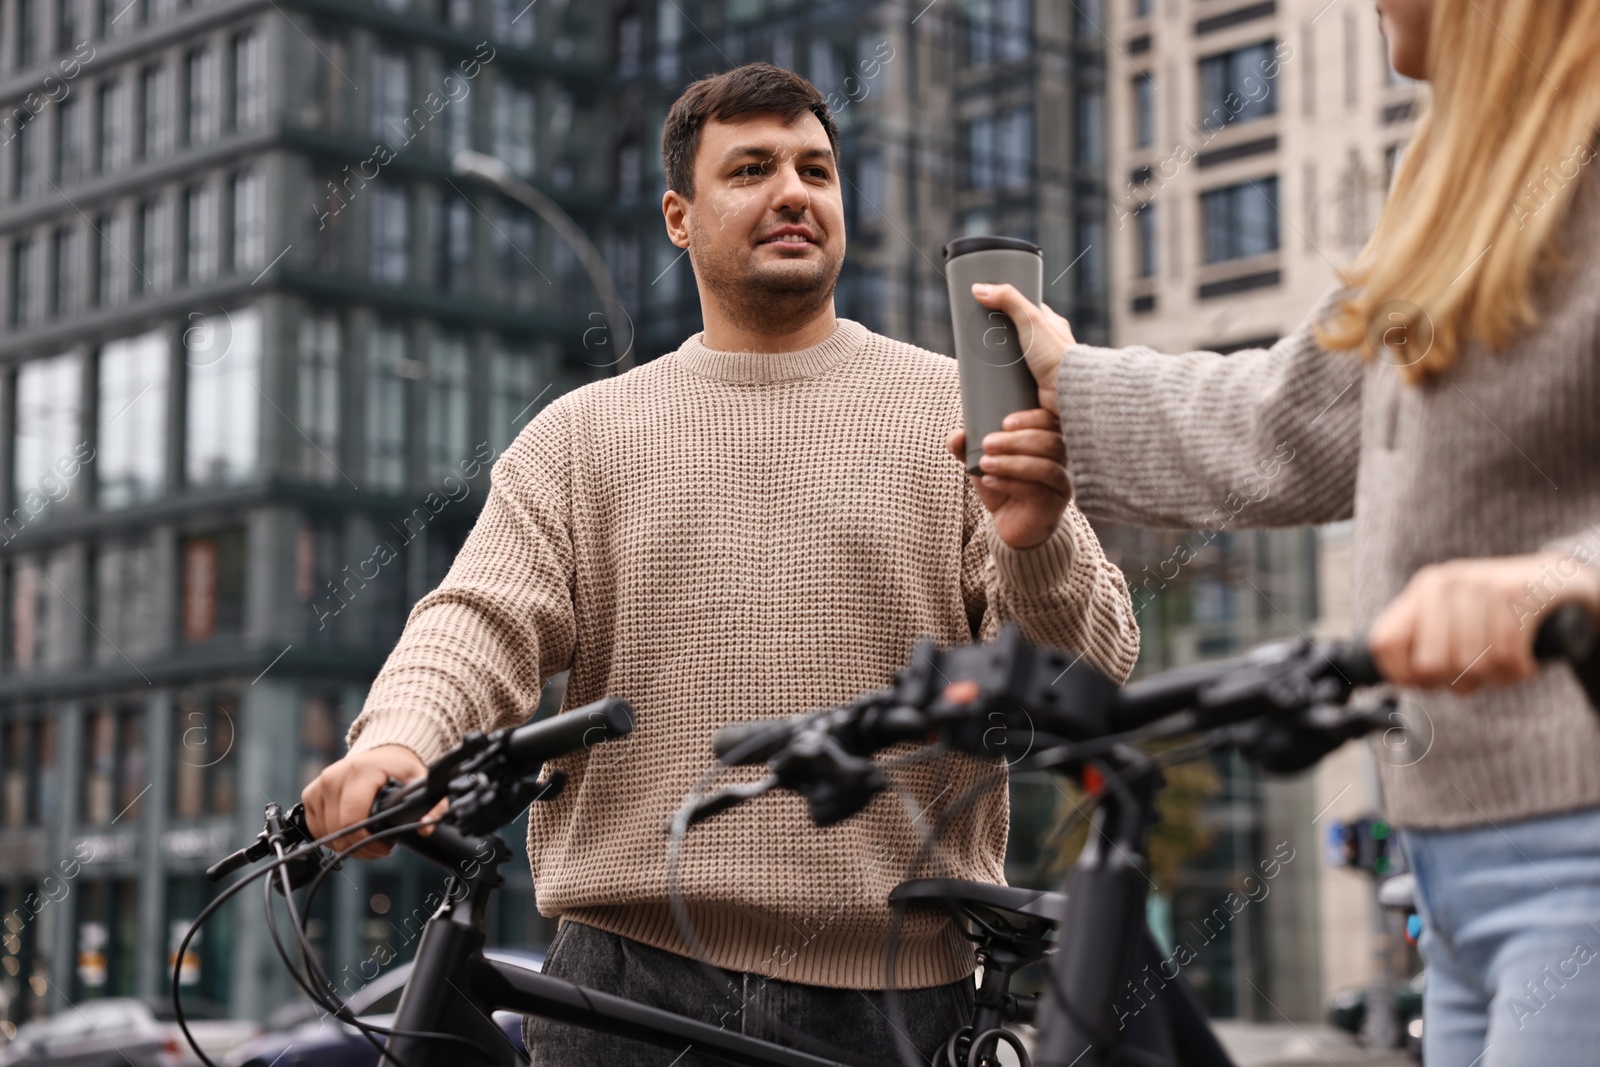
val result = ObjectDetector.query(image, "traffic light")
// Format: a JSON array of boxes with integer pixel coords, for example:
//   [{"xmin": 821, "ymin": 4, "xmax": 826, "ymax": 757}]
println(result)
[{"xmin": 1328, "ymin": 816, "xmax": 1394, "ymax": 876}]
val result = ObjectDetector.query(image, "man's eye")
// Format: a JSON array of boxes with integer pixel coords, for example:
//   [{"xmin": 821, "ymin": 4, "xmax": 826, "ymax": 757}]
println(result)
[{"xmin": 736, "ymin": 164, "xmax": 767, "ymax": 177}]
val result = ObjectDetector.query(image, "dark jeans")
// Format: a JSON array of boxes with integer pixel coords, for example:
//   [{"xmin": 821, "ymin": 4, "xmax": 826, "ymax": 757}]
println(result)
[{"xmin": 522, "ymin": 920, "xmax": 975, "ymax": 1066}]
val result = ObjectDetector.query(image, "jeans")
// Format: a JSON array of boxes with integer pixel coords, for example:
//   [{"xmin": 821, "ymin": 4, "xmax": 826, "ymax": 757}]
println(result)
[
  {"xmin": 522, "ymin": 920, "xmax": 975, "ymax": 1067},
  {"xmin": 1400, "ymin": 804, "xmax": 1600, "ymax": 1066}
]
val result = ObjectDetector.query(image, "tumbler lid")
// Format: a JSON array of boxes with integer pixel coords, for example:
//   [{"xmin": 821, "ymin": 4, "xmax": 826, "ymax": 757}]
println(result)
[{"xmin": 942, "ymin": 235, "xmax": 1043, "ymax": 261}]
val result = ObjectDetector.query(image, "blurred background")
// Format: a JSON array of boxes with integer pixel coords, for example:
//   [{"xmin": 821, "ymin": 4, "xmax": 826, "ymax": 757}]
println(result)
[{"xmin": 0, "ymin": 0, "xmax": 1420, "ymax": 1059}]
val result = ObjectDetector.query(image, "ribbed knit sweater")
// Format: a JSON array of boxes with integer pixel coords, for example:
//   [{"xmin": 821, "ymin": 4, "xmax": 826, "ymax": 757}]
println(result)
[
  {"xmin": 1055, "ymin": 163, "xmax": 1600, "ymax": 830},
  {"xmin": 346, "ymin": 318, "xmax": 1141, "ymax": 988}
]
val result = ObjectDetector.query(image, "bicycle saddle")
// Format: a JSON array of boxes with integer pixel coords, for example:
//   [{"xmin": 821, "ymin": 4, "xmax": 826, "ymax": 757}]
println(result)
[{"xmin": 890, "ymin": 878, "xmax": 1066, "ymax": 928}]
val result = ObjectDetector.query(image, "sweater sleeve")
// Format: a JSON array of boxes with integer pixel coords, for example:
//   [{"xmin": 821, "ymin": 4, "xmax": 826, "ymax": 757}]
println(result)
[
  {"xmin": 1057, "ymin": 283, "xmax": 1364, "ymax": 531},
  {"xmin": 960, "ymin": 480, "xmax": 1142, "ymax": 685},
  {"xmin": 345, "ymin": 400, "xmax": 580, "ymax": 764}
]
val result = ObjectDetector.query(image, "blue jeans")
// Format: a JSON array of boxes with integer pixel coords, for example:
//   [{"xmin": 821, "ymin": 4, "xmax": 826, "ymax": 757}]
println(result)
[{"xmin": 1401, "ymin": 805, "xmax": 1600, "ymax": 1066}]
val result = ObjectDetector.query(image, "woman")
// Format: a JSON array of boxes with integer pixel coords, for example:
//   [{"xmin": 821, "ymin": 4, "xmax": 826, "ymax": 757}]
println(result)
[{"xmin": 952, "ymin": 0, "xmax": 1600, "ymax": 1062}]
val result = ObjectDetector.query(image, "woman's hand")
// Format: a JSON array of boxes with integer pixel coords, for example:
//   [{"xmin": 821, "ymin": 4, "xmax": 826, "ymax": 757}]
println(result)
[
  {"xmin": 1368, "ymin": 552, "xmax": 1600, "ymax": 692},
  {"xmin": 970, "ymin": 283, "xmax": 1078, "ymax": 418}
]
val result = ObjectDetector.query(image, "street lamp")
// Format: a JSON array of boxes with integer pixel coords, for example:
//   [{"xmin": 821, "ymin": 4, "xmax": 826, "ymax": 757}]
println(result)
[{"xmin": 451, "ymin": 150, "xmax": 636, "ymax": 373}]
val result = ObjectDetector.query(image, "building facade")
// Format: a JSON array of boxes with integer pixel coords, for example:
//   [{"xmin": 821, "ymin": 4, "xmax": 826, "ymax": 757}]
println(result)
[
  {"xmin": 1094, "ymin": 0, "xmax": 1425, "ymax": 1022},
  {"xmin": 0, "ymin": 0, "xmax": 616, "ymax": 1028}
]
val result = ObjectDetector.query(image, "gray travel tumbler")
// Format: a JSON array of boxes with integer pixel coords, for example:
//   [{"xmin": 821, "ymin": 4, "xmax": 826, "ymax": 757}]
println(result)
[{"xmin": 943, "ymin": 236, "xmax": 1045, "ymax": 477}]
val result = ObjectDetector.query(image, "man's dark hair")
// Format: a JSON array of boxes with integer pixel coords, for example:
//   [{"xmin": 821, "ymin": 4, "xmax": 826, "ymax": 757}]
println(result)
[{"xmin": 661, "ymin": 62, "xmax": 842, "ymax": 201}]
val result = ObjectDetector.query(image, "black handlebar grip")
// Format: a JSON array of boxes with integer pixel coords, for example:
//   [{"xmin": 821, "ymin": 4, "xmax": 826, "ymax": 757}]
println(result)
[
  {"xmin": 712, "ymin": 720, "xmax": 795, "ymax": 764},
  {"xmin": 506, "ymin": 697, "xmax": 634, "ymax": 768},
  {"xmin": 1532, "ymin": 602, "xmax": 1596, "ymax": 662}
]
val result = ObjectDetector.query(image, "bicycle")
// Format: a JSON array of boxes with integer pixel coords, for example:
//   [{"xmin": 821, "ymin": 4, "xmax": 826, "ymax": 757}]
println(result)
[{"xmin": 174, "ymin": 603, "xmax": 1597, "ymax": 1067}]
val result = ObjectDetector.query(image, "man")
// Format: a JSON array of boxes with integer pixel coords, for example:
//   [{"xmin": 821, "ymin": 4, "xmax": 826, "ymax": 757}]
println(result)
[{"xmin": 303, "ymin": 62, "xmax": 1139, "ymax": 1065}]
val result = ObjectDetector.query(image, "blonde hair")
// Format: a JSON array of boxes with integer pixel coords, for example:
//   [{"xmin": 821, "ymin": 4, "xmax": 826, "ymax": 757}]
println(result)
[{"xmin": 1314, "ymin": 0, "xmax": 1600, "ymax": 382}]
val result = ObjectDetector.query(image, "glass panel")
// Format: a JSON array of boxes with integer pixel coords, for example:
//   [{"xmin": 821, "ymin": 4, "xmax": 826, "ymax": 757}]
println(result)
[
  {"xmin": 489, "ymin": 345, "xmax": 538, "ymax": 455},
  {"xmin": 366, "ymin": 327, "xmax": 408, "ymax": 491},
  {"xmin": 71, "ymin": 879, "xmax": 139, "ymax": 1000},
  {"xmin": 427, "ymin": 334, "xmax": 470, "ymax": 479},
  {"xmin": 297, "ymin": 313, "xmax": 342, "ymax": 483},
  {"xmin": 170, "ymin": 691, "xmax": 240, "ymax": 820},
  {"xmin": 14, "ymin": 352, "xmax": 83, "ymax": 517},
  {"xmin": 186, "ymin": 306, "xmax": 262, "ymax": 488},
  {"xmin": 98, "ymin": 330, "xmax": 169, "ymax": 508}
]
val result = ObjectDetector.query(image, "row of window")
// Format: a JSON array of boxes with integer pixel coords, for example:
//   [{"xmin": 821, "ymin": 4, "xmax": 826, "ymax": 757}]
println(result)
[
  {"xmin": 4, "ymin": 30, "xmax": 265, "ymax": 202},
  {"xmin": 9, "ymin": 308, "xmax": 550, "ymax": 516},
  {"xmin": 8, "ymin": 170, "xmax": 264, "ymax": 328},
  {"xmin": 1127, "ymin": 174, "xmax": 1282, "ymax": 281}
]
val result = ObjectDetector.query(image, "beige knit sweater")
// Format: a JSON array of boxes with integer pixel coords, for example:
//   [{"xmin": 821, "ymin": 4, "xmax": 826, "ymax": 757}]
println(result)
[
  {"xmin": 1056, "ymin": 161, "xmax": 1600, "ymax": 831},
  {"xmin": 346, "ymin": 318, "xmax": 1141, "ymax": 989}
]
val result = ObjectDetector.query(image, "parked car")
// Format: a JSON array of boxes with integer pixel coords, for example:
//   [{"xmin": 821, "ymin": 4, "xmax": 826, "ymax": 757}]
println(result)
[
  {"xmin": 0, "ymin": 996, "xmax": 257, "ymax": 1067},
  {"xmin": 223, "ymin": 948, "xmax": 544, "ymax": 1067}
]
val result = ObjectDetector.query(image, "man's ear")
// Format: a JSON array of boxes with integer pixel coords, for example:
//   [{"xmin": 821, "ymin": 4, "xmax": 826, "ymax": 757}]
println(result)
[{"xmin": 662, "ymin": 190, "xmax": 691, "ymax": 249}]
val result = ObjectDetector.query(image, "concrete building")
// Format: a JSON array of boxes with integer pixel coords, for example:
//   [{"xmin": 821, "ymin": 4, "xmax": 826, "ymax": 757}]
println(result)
[
  {"xmin": 0, "ymin": 0, "xmax": 614, "ymax": 1027},
  {"xmin": 1092, "ymin": 0, "xmax": 1425, "ymax": 1022}
]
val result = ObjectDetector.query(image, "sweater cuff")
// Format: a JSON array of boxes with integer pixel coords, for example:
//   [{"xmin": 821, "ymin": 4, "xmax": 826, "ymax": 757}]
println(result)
[
  {"xmin": 346, "ymin": 708, "xmax": 455, "ymax": 765},
  {"xmin": 986, "ymin": 519, "xmax": 1078, "ymax": 594}
]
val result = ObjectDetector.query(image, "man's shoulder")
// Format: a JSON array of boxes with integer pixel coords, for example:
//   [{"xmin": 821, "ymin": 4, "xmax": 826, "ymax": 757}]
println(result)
[{"xmin": 847, "ymin": 322, "xmax": 959, "ymax": 387}]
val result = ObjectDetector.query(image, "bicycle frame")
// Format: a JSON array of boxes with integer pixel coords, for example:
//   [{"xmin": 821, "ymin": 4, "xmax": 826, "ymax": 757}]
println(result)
[{"xmin": 380, "ymin": 821, "xmax": 854, "ymax": 1067}]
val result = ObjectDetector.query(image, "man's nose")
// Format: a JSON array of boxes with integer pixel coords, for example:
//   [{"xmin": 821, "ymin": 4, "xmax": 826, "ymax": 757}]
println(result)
[{"xmin": 768, "ymin": 163, "xmax": 812, "ymax": 214}]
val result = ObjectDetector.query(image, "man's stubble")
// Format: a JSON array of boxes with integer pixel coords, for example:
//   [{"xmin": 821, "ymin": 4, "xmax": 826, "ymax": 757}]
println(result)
[{"xmin": 686, "ymin": 208, "xmax": 845, "ymax": 337}]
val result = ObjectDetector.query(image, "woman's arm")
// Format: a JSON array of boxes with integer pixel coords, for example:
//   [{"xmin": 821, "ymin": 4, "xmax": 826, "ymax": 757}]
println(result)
[{"xmin": 972, "ymin": 282, "xmax": 1365, "ymax": 532}]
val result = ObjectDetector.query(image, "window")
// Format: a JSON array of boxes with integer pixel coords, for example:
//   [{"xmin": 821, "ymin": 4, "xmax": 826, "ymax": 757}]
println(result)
[
  {"xmin": 965, "ymin": 107, "xmax": 1034, "ymax": 190},
  {"xmin": 141, "ymin": 62, "xmax": 172, "ymax": 159},
  {"xmin": 1133, "ymin": 74, "xmax": 1156, "ymax": 149},
  {"xmin": 495, "ymin": 204, "xmax": 535, "ymax": 303},
  {"xmin": 372, "ymin": 47, "xmax": 410, "ymax": 144},
  {"xmin": 184, "ymin": 183, "xmax": 218, "ymax": 284},
  {"xmin": 656, "ymin": 0, "xmax": 681, "ymax": 82},
  {"xmin": 1199, "ymin": 41, "xmax": 1279, "ymax": 130},
  {"xmin": 10, "ymin": 239, "xmax": 38, "ymax": 329},
  {"xmin": 966, "ymin": 0, "xmax": 1030, "ymax": 66},
  {"xmin": 447, "ymin": 0, "xmax": 474, "ymax": 29},
  {"xmin": 231, "ymin": 169, "xmax": 266, "ymax": 273},
  {"xmin": 1136, "ymin": 203, "xmax": 1158, "ymax": 278},
  {"xmin": 15, "ymin": 115, "xmax": 42, "ymax": 197},
  {"xmin": 232, "ymin": 31, "xmax": 266, "ymax": 130},
  {"xmin": 1, "ymin": 717, "xmax": 57, "ymax": 827},
  {"xmin": 1201, "ymin": 177, "xmax": 1280, "ymax": 263},
  {"xmin": 438, "ymin": 194, "xmax": 471, "ymax": 293},
  {"xmin": 79, "ymin": 705, "xmax": 146, "ymax": 826},
  {"xmin": 17, "ymin": 0, "xmax": 37, "ymax": 66},
  {"xmin": 95, "ymin": 211, "xmax": 121, "ymax": 306},
  {"xmin": 91, "ymin": 538, "xmax": 158, "ymax": 665},
  {"xmin": 296, "ymin": 313, "xmax": 341, "ymax": 482},
  {"xmin": 444, "ymin": 88, "xmax": 471, "ymax": 158},
  {"xmin": 616, "ymin": 13, "xmax": 641, "ymax": 76},
  {"xmin": 53, "ymin": 226, "xmax": 77, "ymax": 316},
  {"xmin": 489, "ymin": 345, "xmax": 539, "ymax": 455},
  {"xmin": 15, "ymin": 352, "xmax": 82, "ymax": 509},
  {"xmin": 165, "ymin": 875, "xmax": 233, "ymax": 1006},
  {"xmin": 1075, "ymin": 87, "xmax": 1105, "ymax": 167},
  {"xmin": 57, "ymin": 97, "xmax": 84, "ymax": 184},
  {"xmin": 371, "ymin": 183, "xmax": 410, "ymax": 284},
  {"xmin": 1133, "ymin": 0, "xmax": 1152, "ymax": 16},
  {"xmin": 491, "ymin": 0, "xmax": 534, "ymax": 46},
  {"xmin": 97, "ymin": 80, "xmax": 127, "ymax": 173},
  {"xmin": 185, "ymin": 47, "xmax": 218, "ymax": 145},
  {"xmin": 179, "ymin": 531, "xmax": 245, "ymax": 642},
  {"xmin": 98, "ymin": 330, "xmax": 169, "ymax": 508},
  {"xmin": 58, "ymin": 0, "xmax": 80, "ymax": 52},
  {"xmin": 186, "ymin": 305, "xmax": 261, "ymax": 488},
  {"xmin": 70, "ymin": 879, "xmax": 140, "ymax": 1000},
  {"xmin": 427, "ymin": 333, "xmax": 470, "ymax": 479},
  {"xmin": 366, "ymin": 326, "xmax": 408, "ymax": 491},
  {"xmin": 170, "ymin": 690, "xmax": 240, "ymax": 817},
  {"xmin": 138, "ymin": 196, "xmax": 172, "ymax": 294},
  {"xmin": 616, "ymin": 142, "xmax": 642, "ymax": 202},
  {"xmin": 492, "ymin": 82, "xmax": 535, "ymax": 177},
  {"xmin": 1076, "ymin": 216, "xmax": 1106, "ymax": 298}
]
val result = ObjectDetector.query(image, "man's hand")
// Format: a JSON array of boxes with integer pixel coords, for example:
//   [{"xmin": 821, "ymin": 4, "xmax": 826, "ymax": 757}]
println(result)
[
  {"xmin": 970, "ymin": 283, "xmax": 1078, "ymax": 418},
  {"xmin": 302, "ymin": 744, "xmax": 447, "ymax": 859},
  {"xmin": 947, "ymin": 408, "xmax": 1070, "ymax": 549},
  {"xmin": 1368, "ymin": 552, "xmax": 1600, "ymax": 693}
]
